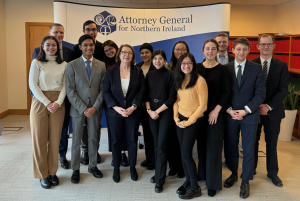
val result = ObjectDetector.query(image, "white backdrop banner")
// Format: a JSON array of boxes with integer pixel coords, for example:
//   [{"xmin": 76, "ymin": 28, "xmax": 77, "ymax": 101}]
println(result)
[{"xmin": 54, "ymin": 1, "xmax": 230, "ymax": 63}]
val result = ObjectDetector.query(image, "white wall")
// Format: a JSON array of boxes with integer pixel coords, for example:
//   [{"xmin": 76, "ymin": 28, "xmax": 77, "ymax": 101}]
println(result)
[
  {"xmin": 5, "ymin": 0, "xmax": 53, "ymax": 109},
  {"xmin": 275, "ymin": 0, "xmax": 300, "ymax": 34},
  {"xmin": 0, "ymin": 0, "xmax": 8, "ymax": 114}
]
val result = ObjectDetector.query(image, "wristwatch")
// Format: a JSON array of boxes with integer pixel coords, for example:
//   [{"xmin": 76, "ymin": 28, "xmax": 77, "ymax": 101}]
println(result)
[
  {"xmin": 147, "ymin": 108, "xmax": 151, "ymax": 112},
  {"xmin": 244, "ymin": 109, "xmax": 249, "ymax": 115},
  {"xmin": 132, "ymin": 104, "xmax": 137, "ymax": 108}
]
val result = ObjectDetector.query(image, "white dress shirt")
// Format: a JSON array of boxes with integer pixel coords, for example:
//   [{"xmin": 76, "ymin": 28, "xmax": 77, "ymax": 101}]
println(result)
[
  {"xmin": 81, "ymin": 55, "xmax": 93, "ymax": 69},
  {"xmin": 217, "ymin": 51, "xmax": 229, "ymax": 65},
  {"xmin": 60, "ymin": 44, "xmax": 63, "ymax": 59},
  {"xmin": 29, "ymin": 55, "xmax": 67, "ymax": 107},
  {"xmin": 121, "ymin": 78, "xmax": 130, "ymax": 97}
]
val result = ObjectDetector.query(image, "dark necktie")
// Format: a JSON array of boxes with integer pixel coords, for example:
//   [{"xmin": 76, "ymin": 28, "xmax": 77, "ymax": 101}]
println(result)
[
  {"xmin": 237, "ymin": 65, "xmax": 242, "ymax": 86},
  {"xmin": 263, "ymin": 60, "xmax": 268, "ymax": 81},
  {"xmin": 85, "ymin": 60, "xmax": 91, "ymax": 80}
]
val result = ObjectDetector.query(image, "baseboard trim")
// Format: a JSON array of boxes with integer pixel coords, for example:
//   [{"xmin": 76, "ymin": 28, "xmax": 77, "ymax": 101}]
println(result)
[{"xmin": 0, "ymin": 109, "xmax": 30, "ymax": 119}]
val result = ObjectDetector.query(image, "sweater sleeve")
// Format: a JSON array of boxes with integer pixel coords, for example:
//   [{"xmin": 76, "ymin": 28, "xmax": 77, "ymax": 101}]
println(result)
[
  {"xmin": 29, "ymin": 59, "xmax": 51, "ymax": 107},
  {"xmin": 173, "ymin": 92, "xmax": 180, "ymax": 122},
  {"xmin": 181, "ymin": 77, "xmax": 208, "ymax": 127}
]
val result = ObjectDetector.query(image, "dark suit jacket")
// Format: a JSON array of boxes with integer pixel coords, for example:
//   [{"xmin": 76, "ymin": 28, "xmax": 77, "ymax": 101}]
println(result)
[
  {"xmin": 203, "ymin": 54, "xmax": 235, "ymax": 63},
  {"xmin": 225, "ymin": 60, "xmax": 266, "ymax": 124},
  {"xmin": 73, "ymin": 40, "xmax": 105, "ymax": 61},
  {"xmin": 251, "ymin": 57, "xmax": 288, "ymax": 120},
  {"xmin": 32, "ymin": 46, "xmax": 75, "ymax": 62},
  {"xmin": 103, "ymin": 63, "xmax": 145, "ymax": 117}
]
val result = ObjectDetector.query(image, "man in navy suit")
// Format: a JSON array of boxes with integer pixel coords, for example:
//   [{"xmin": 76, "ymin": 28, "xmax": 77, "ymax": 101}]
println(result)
[
  {"xmin": 224, "ymin": 38, "xmax": 266, "ymax": 199},
  {"xmin": 73, "ymin": 20, "xmax": 105, "ymax": 165},
  {"xmin": 252, "ymin": 34, "xmax": 288, "ymax": 187},
  {"xmin": 32, "ymin": 23, "xmax": 75, "ymax": 170}
]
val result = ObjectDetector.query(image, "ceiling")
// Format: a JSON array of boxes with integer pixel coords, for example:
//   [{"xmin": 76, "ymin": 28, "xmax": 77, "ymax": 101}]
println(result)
[{"xmin": 40, "ymin": 0, "xmax": 295, "ymax": 8}]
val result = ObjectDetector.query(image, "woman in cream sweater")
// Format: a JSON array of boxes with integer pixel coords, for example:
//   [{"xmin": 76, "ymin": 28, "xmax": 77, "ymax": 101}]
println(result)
[{"xmin": 29, "ymin": 36, "xmax": 67, "ymax": 189}]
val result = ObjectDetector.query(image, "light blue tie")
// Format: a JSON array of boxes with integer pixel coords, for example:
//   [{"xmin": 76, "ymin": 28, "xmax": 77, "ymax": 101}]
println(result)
[{"xmin": 85, "ymin": 60, "xmax": 91, "ymax": 80}]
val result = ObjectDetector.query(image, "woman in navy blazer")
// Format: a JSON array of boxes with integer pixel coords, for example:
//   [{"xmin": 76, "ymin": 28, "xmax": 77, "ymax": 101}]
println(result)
[{"xmin": 103, "ymin": 44, "xmax": 145, "ymax": 183}]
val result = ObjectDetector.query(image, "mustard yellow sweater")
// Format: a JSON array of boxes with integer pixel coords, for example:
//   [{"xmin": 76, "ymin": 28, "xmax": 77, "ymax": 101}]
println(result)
[{"xmin": 174, "ymin": 75, "xmax": 208, "ymax": 127}]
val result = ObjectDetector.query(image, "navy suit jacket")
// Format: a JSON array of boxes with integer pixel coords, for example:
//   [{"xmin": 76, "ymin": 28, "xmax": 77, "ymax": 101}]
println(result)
[
  {"xmin": 225, "ymin": 60, "xmax": 266, "ymax": 124},
  {"xmin": 251, "ymin": 57, "xmax": 288, "ymax": 120},
  {"xmin": 32, "ymin": 46, "xmax": 75, "ymax": 62},
  {"xmin": 73, "ymin": 40, "xmax": 105, "ymax": 61},
  {"xmin": 103, "ymin": 63, "xmax": 145, "ymax": 117}
]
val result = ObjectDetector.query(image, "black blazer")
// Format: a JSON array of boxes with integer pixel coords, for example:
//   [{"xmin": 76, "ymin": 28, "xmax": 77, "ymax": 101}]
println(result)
[
  {"xmin": 225, "ymin": 60, "xmax": 266, "ymax": 124},
  {"xmin": 32, "ymin": 46, "xmax": 75, "ymax": 62},
  {"xmin": 73, "ymin": 40, "xmax": 105, "ymax": 61},
  {"xmin": 203, "ymin": 54, "xmax": 235, "ymax": 63},
  {"xmin": 103, "ymin": 63, "xmax": 145, "ymax": 117},
  {"xmin": 251, "ymin": 57, "xmax": 288, "ymax": 120}
]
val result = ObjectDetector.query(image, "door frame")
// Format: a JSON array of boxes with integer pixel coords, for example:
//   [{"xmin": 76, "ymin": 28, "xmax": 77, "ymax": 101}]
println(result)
[{"xmin": 25, "ymin": 22, "xmax": 53, "ymax": 113}]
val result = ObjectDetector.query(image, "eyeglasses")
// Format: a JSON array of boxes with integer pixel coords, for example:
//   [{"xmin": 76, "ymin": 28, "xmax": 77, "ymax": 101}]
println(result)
[
  {"xmin": 258, "ymin": 43, "xmax": 274, "ymax": 47},
  {"xmin": 181, "ymin": 62, "xmax": 193, "ymax": 66},
  {"xmin": 104, "ymin": 47, "xmax": 114, "ymax": 53},
  {"xmin": 175, "ymin": 48, "xmax": 187, "ymax": 52},
  {"xmin": 121, "ymin": 51, "xmax": 133, "ymax": 55},
  {"xmin": 85, "ymin": 28, "xmax": 97, "ymax": 32}
]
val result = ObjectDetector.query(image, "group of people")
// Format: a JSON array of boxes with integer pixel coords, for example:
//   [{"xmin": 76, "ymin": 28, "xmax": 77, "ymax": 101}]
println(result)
[{"xmin": 29, "ymin": 20, "xmax": 288, "ymax": 200}]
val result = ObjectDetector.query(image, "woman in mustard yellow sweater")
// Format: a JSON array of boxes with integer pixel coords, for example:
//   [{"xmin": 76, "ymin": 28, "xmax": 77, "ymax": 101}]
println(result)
[{"xmin": 173, "ymin": 53, "xmax": 208, "ymax": 199}]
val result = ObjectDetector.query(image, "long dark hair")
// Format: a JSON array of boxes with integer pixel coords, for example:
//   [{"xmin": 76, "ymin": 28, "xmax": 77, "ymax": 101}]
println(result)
[
  {"xmin": 103, "ymin": 40, "xmax": 118, "ymax": 65},
  {"xmin": 174, "ymin": 53, "xmax": 198, "ymax": 90},
  {"xmin": 36, "ymin": 36, "xmax": 63, "ymax": 64},
  {"xmin": 169, "ymin": 41, "xmax": 190, "ymax": 71}
]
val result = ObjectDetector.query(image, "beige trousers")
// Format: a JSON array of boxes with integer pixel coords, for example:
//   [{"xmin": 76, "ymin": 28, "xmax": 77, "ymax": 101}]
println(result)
[{"xmin": 30, "ymin": 91, "xmax": 65, "ymax": 179}]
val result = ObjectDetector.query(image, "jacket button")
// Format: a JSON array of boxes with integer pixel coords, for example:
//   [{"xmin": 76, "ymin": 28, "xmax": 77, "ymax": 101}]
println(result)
[
  {"xmin": 124, "ymin": 101, "xmax": 126, "ymax": 103},
  {"xmin": 237, "ymin": 103, "xmax": 238, "ymax": 105},
  {"xmin": 89, "ymin": 86, "xmax": 91, "ymax": 88},
  {"xmin": 88, "ymin": 97, "xmax": 90, "ymax": 99}
]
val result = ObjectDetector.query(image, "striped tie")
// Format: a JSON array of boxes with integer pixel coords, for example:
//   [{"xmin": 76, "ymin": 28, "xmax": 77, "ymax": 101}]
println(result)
[{"xmin": 263, "ymin": 60, "xmax": 268, "ymax": 81}]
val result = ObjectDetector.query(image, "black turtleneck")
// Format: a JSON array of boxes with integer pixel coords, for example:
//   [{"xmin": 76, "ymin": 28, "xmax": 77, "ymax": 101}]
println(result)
[{"xmin": 145, "ymin": 66, "xmax": 176, "ymax": 108}]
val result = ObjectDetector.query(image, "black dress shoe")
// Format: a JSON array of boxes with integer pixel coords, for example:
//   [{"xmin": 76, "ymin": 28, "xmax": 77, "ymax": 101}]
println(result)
[
  {"xmin": 40, "ymin": 178, "xmax": 51, "ymax": 189},
  {"xmin": 47, "ymin": 175, "xmax": 59, "ymax": 186},
  {"xmin": 168, "ymin": 169, "xmax": 178, "ymax": 176},
  {"xmin": 176, "ymin": 181, "xmax": 190, "ymax": 195},
  {"xmin": 150, "ymin": 175, "xmax": 156, "ymax": 183},
  {"xmin": 97, "ymin": 152, "xmax": 101, "ymax": 164},
  {"xmin": 71, "ymin": 170, "xmax": 80, "ymax": 184},
  {"xmin": 145, "ymin": 163, "xmax": 155, "ymax": 170},
  {"xmin": 177, "ymin": 171, "xmax": 185, "ymax": 178},
  {"xmin": 59, "ymin": 157, "xmax": 70, "ymax": 169},
  {"xmin": 113, "ymin": 168, "xmax": 120, "ymax": 183},
  {"xmin": 140, "ymin": 159, "xmax": 151, "ymax": 167},
  {"xmin": 130, "ymin": 167, "xmax": 138, "ymax": 181},
  {"xmin": 240, "ymin": 170, "xmax": 256, "ymax": 178},
  {"xmin": 267, "ymin": 174, "xmax": 283, "ymax": 187},
  {"xmin": 111, "ymin": 160, "xmax": 114, "ymax": 167},
  {"xmin": 208, "ymin": 189, "xmax": 216, "ymax": 197},
  {"xmin": 240, "ymin": 182, "xmax": 250, "ymax": 199},
  {"xmin": 121, "ymin": 153, "xmax": 129, "ymax": 167},
  {"xmin": 224, "ymin": 174, "xmax": 238, "ymax": 188},
  {"xmin": 88, "ymin": 166, "xmax": 103, "ymax": 178},
  {"xmin": 80, "ymin": 151, "xmax": 89, "ymax": 165},
  {"xmin": 155, "ymin": 184, "xmax": 163, "ymax": 193},
  {"xmin": 179, "ymin": 186, "xmax": 202, "ymax": 199}
]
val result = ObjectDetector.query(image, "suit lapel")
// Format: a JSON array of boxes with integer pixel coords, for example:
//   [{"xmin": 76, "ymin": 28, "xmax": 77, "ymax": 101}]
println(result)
[
  {"xmin": 115, "ymin": 65, "xmax": 124, "ymax": 97},
  {"xmin": 266, "ymin": 58, "xmax": 276, "ymax": 86},
  {"xmin": 239, "ymin": 60, "xmax": 251, "ymax": 89},
  {"xmin": 228, "ymin": 62, "xmax": 238, "ymax": 87},
  {"xmin": 89, "ymin": 61, "xmax": 98, "ymax": 84},
  {"xmin": 62, "ymin": 46, "xmax": 67, "ymax": 62},
  {"xmin": 127, "ymin": 65, "xmax": 136, "ymax": 93},
  {"xmin": 78, "ymin": 57, "xmax": 90, "ymax": 83}
]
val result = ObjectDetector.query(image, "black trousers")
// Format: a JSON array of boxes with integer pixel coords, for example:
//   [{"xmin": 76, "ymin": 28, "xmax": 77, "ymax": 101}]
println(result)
[
  {"xmin": 197, "ymin": 111, "xmax": 224, "ymax": 190},
  {"xmin": 226, "ymin": 120, "xmax": 257, "ymax": 181},
  {"xmin": 177, "ymin": 113, "xmax": 200, "ymax": 189},
  {"xmin": 59, "ymin": 97, "xmax": 71, "ymax": 158},
  {"xmin": 141, "ymin": 105, "xmax": 155, "ymax": 164},
  {"xmin": 254, "ymin": 115, "xmax": 281, "ymax": 177},
  {"xmin": 148, "ymin": 100, "xmax": 173, "ymax": 185},
  {"xmin": 107, "ymin": 115, "xmax": 140, "ymax": 168}
]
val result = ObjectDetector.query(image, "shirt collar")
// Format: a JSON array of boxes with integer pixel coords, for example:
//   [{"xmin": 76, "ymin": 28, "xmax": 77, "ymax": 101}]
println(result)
[
  {"xmin": 234, "ymin": 59, "xmax": 246, "ymax": 68},
  {"xmin": 218, "ymin": 51, "xmax": 228, "ymax": 57},
  {"xmin": 59, "ymin": 44, "xmax": 63, "ymax": 50},
  {"xmin": 82, "ymin": 55, "xmax": 93, "ymax": 63},
  {"xmin": 260, "ymin": 56, "xmax": 272, "ymax": 64}
]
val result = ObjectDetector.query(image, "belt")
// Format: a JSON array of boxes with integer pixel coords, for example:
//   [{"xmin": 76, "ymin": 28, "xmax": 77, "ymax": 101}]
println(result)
[{"xmin": 151, "ymin": 99, "xmax": 166, "ymax": 103}]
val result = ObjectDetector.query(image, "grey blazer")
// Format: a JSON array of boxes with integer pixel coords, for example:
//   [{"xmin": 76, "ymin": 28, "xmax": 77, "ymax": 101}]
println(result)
[{"xmin": 66, "ymin": 57, "xmax": 106, "ymax": 117}]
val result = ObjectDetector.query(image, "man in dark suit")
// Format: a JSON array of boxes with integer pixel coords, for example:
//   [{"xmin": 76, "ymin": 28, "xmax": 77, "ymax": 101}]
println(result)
[
  {"xmin": 32, "ymin": 23, "xmax": 75, "ymax": 170},
  {"xmin": 224, "ymin": 38, "xmax": 266, "ymax": 199},
  {"xmin": 251, "ymin": 34, "xmax": 288, "ymax": 187},
  {"xmin": 73, "ymin": 20, "xmax": 105, "ymax": 165}
]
